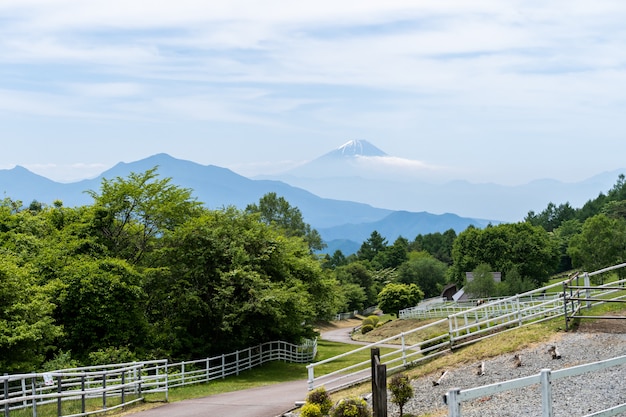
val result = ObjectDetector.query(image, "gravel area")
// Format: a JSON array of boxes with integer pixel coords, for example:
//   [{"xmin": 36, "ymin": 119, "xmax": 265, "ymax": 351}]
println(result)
[{"xmin": 387, "ymin": 326, "xmax": 626, "ymax": 417}]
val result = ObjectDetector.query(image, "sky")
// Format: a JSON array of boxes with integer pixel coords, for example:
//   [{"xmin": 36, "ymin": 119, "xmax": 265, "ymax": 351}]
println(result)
[{"xmin": 1, "ymin": 0, "xmax": 626, "ymax": 184}]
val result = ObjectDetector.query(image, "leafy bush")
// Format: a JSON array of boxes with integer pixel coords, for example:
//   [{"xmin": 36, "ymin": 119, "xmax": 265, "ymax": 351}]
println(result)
[
  {"xmin": 366, "ymin": 315, "xmax": 380, "ymax": 327},
  {"xmin": 300, "ymin": 402, "xmax": 323, "ymax": 417},
  {"xmin": 306, "ymin": 386, "xmax": 333, "ymax": 415},
  {"xmin": 41, "ymin": 350, "xmax": 80, "ymax": 372},
  {"xmin": 361, "ymin": 324, "xmax": 374, "ymax": 334},
  {"xmin": 330, "ymin": 397, "xmax": 371, "ymax": 417},
  {"xmin": 389, "ymin": 373, "xmax": 414, "ymax": 417},
  {"xmin": 361, "ymin": 317, "xmax": 374, "ymax": 327},
  {"xmin": 87, "ymin": 346, "xmax": 137, "ymax": 366}
]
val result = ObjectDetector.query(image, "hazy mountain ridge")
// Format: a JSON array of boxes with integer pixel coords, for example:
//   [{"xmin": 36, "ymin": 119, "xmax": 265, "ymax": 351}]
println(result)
[
  {"xmin": 0, "ymin": 154, "xmax": 494, "ymax": 254},
  {"xmin": 2, "ymin": 147, "xmax": 622, "ymax": 254},
  {"xmin": 260, "ymin": 140, "xmax": 626, "ymax": 222}
]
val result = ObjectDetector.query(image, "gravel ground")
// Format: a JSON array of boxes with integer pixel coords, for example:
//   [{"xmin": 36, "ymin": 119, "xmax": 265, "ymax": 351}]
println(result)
[{"xmin": 386, "ymin": 324, "xmax": 626, "ymax": 417}]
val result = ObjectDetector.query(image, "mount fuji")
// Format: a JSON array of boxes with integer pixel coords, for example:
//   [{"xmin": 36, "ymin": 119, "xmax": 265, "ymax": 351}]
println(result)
[{"xmin": 258, "ymin": 140, "xmax": 624, "ymax": 223}]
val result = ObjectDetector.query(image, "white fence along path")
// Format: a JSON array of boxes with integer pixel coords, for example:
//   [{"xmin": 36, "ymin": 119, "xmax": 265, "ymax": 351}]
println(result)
[
  {"xmin": 306, "ymin": 263, "xmax": 626, "ymax": 392},
  {"xmin": 1, "ymin": 339, "xmax": 316, "ymax": 417}
]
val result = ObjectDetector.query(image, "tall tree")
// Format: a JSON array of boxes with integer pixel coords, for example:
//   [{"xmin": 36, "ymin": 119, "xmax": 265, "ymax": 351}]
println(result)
[
  {"xmin": 357, "ymin": 230, "xmax": 387, "ymax": 261},
  {"xmin": 246, "ymin": 192, "xmax": 324, "ymax": 251},
  {"xmin": 450, "ymin": 222, "xmax": 559, "ymax": 287},
  {"xmin": 86, "ymin": 167, "xmax": 201, "ymax": 265},
  {"xmin": 568, "ymin": 214, "xmax": 626, "ymax": 278},
  {"xmin": 397, "ymin": 254, "xmax": 448, "ymax": 298},
  {"xmin": 0, "ymin": 254, "xmax": 61, "ymax": 372}
]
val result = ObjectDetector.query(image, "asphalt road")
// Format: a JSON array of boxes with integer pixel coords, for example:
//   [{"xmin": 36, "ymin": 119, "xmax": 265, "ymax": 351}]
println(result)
[
  {"xmin": 126, "ymin": 322, "xmax": 367, "ymax": 417},
  {"xmin": 128, "ymin": 379, "xmax": 308, "ymax": 417}
]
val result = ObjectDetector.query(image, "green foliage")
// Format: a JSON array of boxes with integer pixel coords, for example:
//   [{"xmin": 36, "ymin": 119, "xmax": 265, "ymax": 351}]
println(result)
[
  {"xmin": 0, "ymin": 253, "xmax": 62, "ymax": 372},
  {"xmin": 389, "ymin": 373, "xmax": 414, "ymax": 417},
  {"xmin": 86, "ymin": 167, "xmax": 201, "ymax": 264},
  {"xmin": 450, "ymin": 222, "xmax": 559, "ymax": 287},
  {"xmin": 464, "ymin": 263, "xmax": 496, "ymax": 298},
  {"xmin": 366, "ymin": 315, "xmax": 380, "ymax": 326},
  {"xmin": 88, "ymin": 346, "xmax": 138, "ymax": 366},
  {"xmin": 305, "ymin": 386, "xmax": 333, "ymax": 415},
  {"xmin": 397, "ymin": 255, "xmax": 448, "ymax": 298},
  {"xmin": 361, "ymin": 324, "xmax": 374, "ymax": 334},
  {"xmin": 357, "ymin": 231, "xmax": 387, "ymax": 262},
  {"xmin": 150, "ymin": 207, "xmax": 338, "ymax": 358},
  {"xmin": 57, "ymin": 258, "xmax": 148, "ymax": 360},
  {"xmin": 410, "ymin": 229, "xmax": 457, "ymax": 264},
  {"xmin": 41, "ymin": 350, "xmax": 80, "ymax": 372},
  {"xmin": 377, "ymin": 283, "xmax": 424, "ymax": 317},
  {"xmin": 300, "ymin": 403, "xmax": 323, "ymax": 417},
  {"xmin": 246, "ymin": 192, "xmax": 325, "ymax": 251},
  {"xmin": 568, "ymin": 214, "xmax": 626, "ymax": 278},
  {"xmin": 329, "ymin": 397, "xmax": 371, "ymax": 417}
]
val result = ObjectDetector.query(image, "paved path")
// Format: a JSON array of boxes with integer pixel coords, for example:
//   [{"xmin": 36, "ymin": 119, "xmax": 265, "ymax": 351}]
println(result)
[
  {"xmin": 128, "ymin": 379, "xmax": 308, "ymax": 417},
  {"xmin": 126, "ymin": 324, "xmax": 372, "ymax": 417}
]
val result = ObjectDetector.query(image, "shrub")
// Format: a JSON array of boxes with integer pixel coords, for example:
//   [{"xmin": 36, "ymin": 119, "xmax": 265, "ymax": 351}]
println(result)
[
  {"xmin": 306, "ymin": 386, "xmax": 333, "ymax": 415},
  {"xmin": 361, "ymin": 317, "xmax": 374, "ymax": 327},
  {"xmin": 87, "ymin": 346, "xmax": 137, "ymax": 366},
  {"xmin": 300, "ymin": 402, "xmax": 323, "ymax": 417},
  {"xmin": 366, "ymin": 315, "xmax": 380, "ymax": 327},
  {"xmin": 361, "ymin": 324, "xmax": 374, "ymax": 334},
  {"xmin": 41, "ymin": 350, "xmax": 80, "ymax": 372},
  {"xmin": 389, "ymin": 373, "xmax": 414, "ymax": 417},
  {"xmin": 330, "ymin": 397, "xmax": 371, "ymax": 417}
]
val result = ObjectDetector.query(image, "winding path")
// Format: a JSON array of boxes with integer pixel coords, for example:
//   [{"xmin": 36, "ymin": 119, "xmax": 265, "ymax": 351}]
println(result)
[{"xmin": 126, "ymin": 321, "xmax": 366, "ymax": 417}]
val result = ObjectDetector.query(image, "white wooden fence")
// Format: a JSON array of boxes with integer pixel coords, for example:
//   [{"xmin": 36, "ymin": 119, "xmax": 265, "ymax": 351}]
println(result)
[
  {"xmin": 1, "ymin": 339, "xmax": 316, "ymax": 417},
  {"xmin": 306, "ymin": 263, "xmax": 626, "ymax": 392},
  {"xmin": 444, "ymin": 354, "xmax": 626, "ymax": 417}
]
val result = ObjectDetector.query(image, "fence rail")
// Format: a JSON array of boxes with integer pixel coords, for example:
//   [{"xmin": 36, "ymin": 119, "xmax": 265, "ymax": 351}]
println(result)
[
  {"xmin": 307, "ymin": 263, "xmax": 626, "ymax": 392},
  {"xmin": 1, "ymin": 339, "xmax": 316, "ymax": 417},
  {"xmin": 444, "ymin": 354, "xmax": 626, "ymax": 417}
]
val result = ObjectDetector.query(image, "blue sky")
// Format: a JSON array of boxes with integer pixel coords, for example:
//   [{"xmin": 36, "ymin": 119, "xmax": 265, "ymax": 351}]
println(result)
[{"xmin": 1, "ymin": 1, "xmax": 626, "ymax": 184}]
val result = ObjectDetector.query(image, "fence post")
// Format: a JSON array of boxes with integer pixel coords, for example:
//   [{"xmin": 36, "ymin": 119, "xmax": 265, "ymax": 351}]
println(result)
[
  {"xmin": 31, "ymin": 377, "xmax": 37, "ymax": 417},
  {"xmin": 121, "ymin": 371, "xmax": 126, "ymax": 407},
  {"xmin": 371, "ymin": 348, "xmax": 387, "ymax": 417},
  {"xmin": 446, "ymin": 388, "xmax": 461, "ymax": 417},
  {"xmin": 102, "ymin": 372, "xmax": 107, "ymax": 410},
  {"xmin": 401, "ymin": 333, "xmax": 407, "ymax": 367},
  {"xmin": 57, "ymin": 375, "xmax": 62, "ymax": 417},
  {"xmin": 563, "ymin": 281, "xmax": 569, "ymax": 330},
  {"xmin": 584, "ymin": 272, "xmax": 591, "ymax": 309},
  {"xmin": 81, "ymin": 375, "xmax": 86, "ymax": 414},
  {"xmin": 3, "ymin": 373, "xmax": 8, "ymax": 417},
  {"xmin": 307, "ymin": 365, "xmax": 314, "ymax": 391},
  {"xmin": 540, "ymin": 369, "xmax": 553, "ymax": 417}
]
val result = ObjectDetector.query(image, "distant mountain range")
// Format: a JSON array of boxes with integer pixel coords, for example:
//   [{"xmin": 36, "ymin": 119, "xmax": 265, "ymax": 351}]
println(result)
[
  {"xmin": 259, "ymin": 140, "xmax": 626, "ymax": 223},
  {"xmin": 0, "ymin": 153, "xmax": 494, "ymax": 255}
]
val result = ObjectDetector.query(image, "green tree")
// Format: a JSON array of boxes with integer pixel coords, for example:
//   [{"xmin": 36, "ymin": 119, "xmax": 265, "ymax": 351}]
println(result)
[
  {"xmin": 464, "ymin": 263, "xmax": 496, "ymax": 298},
  {"xmin": 450, "ymin": 222, "xmax": 559, "ymax": 287},
  {"xmin": 357, "ymin": 231, "xmax": 387, "ymax": 262},
  {"xmin": 397, "ymin": 255, "xmax": 448, "ymax": 298},
  {"xmin": 86, "ymin": 167, "xmax": 201, "ymax": 265},
  {"xmin": 335, "ymin": 262, "xmax": 377, "ymax": 307},
  {"xmin": 568, "ymin": 214, "xmax": 626, "ymax": 277},
  {"xmin": 56, "ymin": 258, "xmax": 149, "ymax": 361},
  {"xmin": 389, "ymin": 373, "xmax": 414, "ymax": 417},
  {"xmin": 245, "ymin": 192, "xmax": 324, "ymax": 251},
  {"xmin": 150, "ymin": 207, "xmax": 338, "ymax": 358},
  {"xmin": 377, "ymin": 283, "xmax": 424, "ymax": 317},
  {"xmin": 0, "ymin": 254, "xmax": 62, "ymax": 372}
]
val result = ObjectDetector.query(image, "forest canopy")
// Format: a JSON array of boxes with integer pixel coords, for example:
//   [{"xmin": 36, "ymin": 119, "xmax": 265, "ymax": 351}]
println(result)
[{"xmin": 1, "ymin": 169, "xmax": 625, "ymax": 372}]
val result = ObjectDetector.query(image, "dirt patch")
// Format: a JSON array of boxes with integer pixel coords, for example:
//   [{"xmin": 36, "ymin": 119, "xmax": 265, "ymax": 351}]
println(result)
[{"xmin": 575, "ymin": 314, "xmax": 626, "ymax": 333}]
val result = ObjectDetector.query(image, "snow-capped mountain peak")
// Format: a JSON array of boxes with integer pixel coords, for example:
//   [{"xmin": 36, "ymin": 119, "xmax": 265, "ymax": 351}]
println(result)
[{"xmin": 335, "ymin": 140, "xmax": 387, "ymax": 157}]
